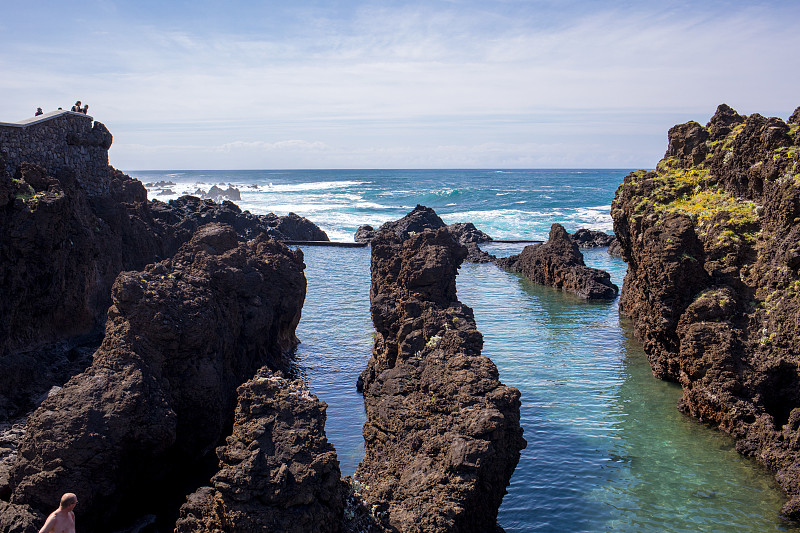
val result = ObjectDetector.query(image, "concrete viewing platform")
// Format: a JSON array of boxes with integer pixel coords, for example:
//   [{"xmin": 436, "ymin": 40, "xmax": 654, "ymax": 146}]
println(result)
[{"xmin": 0, "ymin": 110, "xmax": 93, "ymax": 128}]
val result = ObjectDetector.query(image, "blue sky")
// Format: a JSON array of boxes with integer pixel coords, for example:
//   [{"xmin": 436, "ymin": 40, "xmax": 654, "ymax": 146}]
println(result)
[{"xmin": 2, "ymin": 0, "xmax": 798, "ymax": 170}]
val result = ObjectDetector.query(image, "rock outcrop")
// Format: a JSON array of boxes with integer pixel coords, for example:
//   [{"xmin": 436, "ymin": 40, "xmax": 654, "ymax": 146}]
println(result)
[
  {"xmin": 355, "ymin": 224, "xmax": 377, "ymax": 243},
  {"xmin": 354, "ymin": 206, "xmax": 495, "ymax": 262},
  {"xmin": 571, "ymin": 228, "xmax": 616, "ymax": 249},
  {"xmin": 0, "ymin": 162, "xmax": 122, "ymax": 420},
  {"xmin": 150, "ymin": 195, "xmax": 329, "ymax": 247},
  {"xmin": 496, "ymin": 223, "xmax": 619, "ymax": 299},
  {"xmin": 612, "ymin": 104, "xmax": 800, "ymax": 517},
  {"xmin": 194, "ymin": 184, "xmax": 242, "ymax": 202},
  {"xmin": 0, "ymin": 165, "xmax": 327, "ymax": 423},
  {"xmin": 176, "ymin": 368, "xmax": 342, "ymax": 533},
  {"xmin": 5, "ymin": 224, "xmax": 306, "ymax": 532},
  {"xmin": 356, "ymin": 225, "xmax": 525, "ymax": 532}
]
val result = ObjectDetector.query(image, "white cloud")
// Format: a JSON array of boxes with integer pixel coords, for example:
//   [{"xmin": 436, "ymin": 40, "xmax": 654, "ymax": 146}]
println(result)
[{"xmin": 3, "ymin": 2, "xmax": 799, "ymax": 168}]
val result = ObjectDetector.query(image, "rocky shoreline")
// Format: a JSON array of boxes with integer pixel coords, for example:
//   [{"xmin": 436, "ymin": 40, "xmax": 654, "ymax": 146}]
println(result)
[
  {"xmin": 1, "ymin": 117, "xmax": 528, "ymax": 531},
  {"xmin": 612, "ymin": 104, "xmax": 800, "ymax": 517}
]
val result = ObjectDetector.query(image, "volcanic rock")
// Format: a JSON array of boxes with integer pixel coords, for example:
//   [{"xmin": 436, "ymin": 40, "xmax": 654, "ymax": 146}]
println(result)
[
  {"xmin": 6, "ymin": 224, "xmax": 306, "ymax": 532},
  {"xmin": 0, "ymin": 121, "xmax": 327, "ymax": 426},
  {"xmin": 354, "ymin": 206, "xmax": 496, "ymax": 262},
  {"xmin": 571, "ymin": 228, "xmax": 615, "ymax": 248},
  {"xmin": 176, "ymin": 368, "xmax": 342, "ymax": 533},
  {"xmin": 496, "ymin": 224, "xmax": 618, "ymax": 300},
  {"xmin": 195, "ymin": 184, "xmax": 242, "ymax": 203},
  {"xmin": 355, "ymin": 224, "xmax": 377, "ymax": 243},
  {"xmin": 356, "ymin": 224, "xmax": 525, "ymax": 532},
  {"xmin": 0, "ymin": 162, "xmax": 121, "ymax": 420},
  {"xmin": 0, "ymin": 501, "xmax": 42, "ymax": 533},
  {"xmin": 611, "ymin": 104, "xmax": 800, "ymax": 517},
  {"xmin": 446, "ymin": 222, "xmax": 493, "ymax": 244},
  {"xmin": 150, "ymin": 195, "xmax": 329, "ymax": 245}
]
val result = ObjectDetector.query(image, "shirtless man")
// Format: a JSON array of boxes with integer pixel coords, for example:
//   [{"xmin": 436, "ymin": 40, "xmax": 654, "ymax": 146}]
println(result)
[{"xmin": 39, "ymin": 493, "xmax": 77, "ymax": 533}]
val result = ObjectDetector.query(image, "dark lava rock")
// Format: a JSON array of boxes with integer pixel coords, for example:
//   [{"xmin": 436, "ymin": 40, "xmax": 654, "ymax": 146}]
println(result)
[
  {"xmin": 356, "ymin": 225, "xmax": 525, "ymax": 532},
  {"xmin": 607, "ymin": 238, "xmax": 624, "ymax": 258},
  {"xmin": 790, "ymin": 106, "xmax": 800, "ymax": 125},
  {"xmin": 571, "ymin": 228, "xmax": 615, "ymax": 248},
  {"xmin": 611, "ymin": 103, "xmax": 800, "ymax": 517},
  {"xmin": 447, "ymin": 222, "xmax": 493, "ymax": 244},
  {"xmin": 354, "ymin": 206, "xmax": 496, "ymax": 263},
  {"xmin": 6, "ymin": 224, "xmax": 306, "ymax": 532},
  {"xmin": 0, "ymin": 162, "xmax": 122, "ymax": 420},
  {"xmin": 0, "ymin": 501, "xmax": 42, "ymax": 533},
  {"xmin": 666, "ymin": 120, "xmax": 710, "ymax": 167},
  {"xmin": 150, "ymin": 195, "xmax": 329, "ymax": 245},
  {"xmin": 379, "ymin": 204, "xmax": 447, "ymax": 239},
  {"xmin": 355, "ymin": 224, "xmax": 377, "ymax": 243},
  {"xmin": 176, "ymin": 368, "xmax": 342, "ymax": 533},
  {"xmin": 197, "ymin": 184, "xmax": 242, "ymax": 202},
  {"xmin": 0, "ymin": 122, "xmax": 327, "ymax": 425},
  {"xmin": 496, "ymin": 224, "xmax": 618, "ymax": 300}
]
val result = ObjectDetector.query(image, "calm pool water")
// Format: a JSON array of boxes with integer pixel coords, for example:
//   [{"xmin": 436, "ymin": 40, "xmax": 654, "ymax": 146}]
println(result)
[{"xmin": 295, "ymin": 244, "xmax": 798, "ymax": 532}]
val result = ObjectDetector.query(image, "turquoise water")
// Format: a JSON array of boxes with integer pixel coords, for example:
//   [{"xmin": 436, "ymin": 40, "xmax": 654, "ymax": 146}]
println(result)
[{"xmin": 129, "ymin": 169, "xmax": 798, "ymax": 531}]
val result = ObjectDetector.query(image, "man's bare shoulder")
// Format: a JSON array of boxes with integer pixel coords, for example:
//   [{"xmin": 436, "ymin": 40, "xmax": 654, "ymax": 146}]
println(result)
[{"xmin": 39, "ymin": 509, "xmax": 75, "ymax": 533}]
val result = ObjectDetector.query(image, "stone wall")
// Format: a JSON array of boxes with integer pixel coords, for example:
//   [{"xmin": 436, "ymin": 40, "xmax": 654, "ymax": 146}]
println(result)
[{"xmin": 0, "ymin": 111, "xmax": 113, "ymax": 196}]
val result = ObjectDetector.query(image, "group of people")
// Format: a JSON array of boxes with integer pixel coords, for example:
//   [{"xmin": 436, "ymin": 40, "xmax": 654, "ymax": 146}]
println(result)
[
  {"xmin": 70, "ymin": 100, "xmax": 89, "ymax": 114},
  {"xmin": 33, "ymin": 100, "xmax": 90, "ymax": 117}
]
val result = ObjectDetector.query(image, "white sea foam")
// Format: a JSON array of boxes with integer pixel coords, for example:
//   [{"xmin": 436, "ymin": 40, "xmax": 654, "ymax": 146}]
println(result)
[{"xmin": 255, "ymin": 180, "xmax": 366, "ymax": 193}]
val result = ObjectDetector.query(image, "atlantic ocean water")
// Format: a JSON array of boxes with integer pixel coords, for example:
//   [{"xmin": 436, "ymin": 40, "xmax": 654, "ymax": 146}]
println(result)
[{"xmin": 132, "ymin": 169, "xmax": 799, "ymax": 532}]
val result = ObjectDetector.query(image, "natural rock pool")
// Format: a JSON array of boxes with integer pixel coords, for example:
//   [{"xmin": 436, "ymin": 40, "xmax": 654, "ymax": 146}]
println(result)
[{"xmin": 296, "ymin": 243, "xmax": 799, "ymax": 532}]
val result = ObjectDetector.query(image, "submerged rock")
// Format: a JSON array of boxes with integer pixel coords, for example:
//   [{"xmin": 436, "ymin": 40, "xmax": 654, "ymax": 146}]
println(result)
[
  {"xmin": 176, "ymin": 368, "xmax": 342, "ymax": 533},
  {"xmin": 6, "ymin": 224, "xmax": 306, "ymax": 532},
  {"xmin": 496, "ymin": 223, "xmax": 618, "ymax": 299},
  {"xmin": 612, "ymin": 103, "xmax": 800, "ymax": 517},
  {"xmin": 356, "ymin": 224, "xmax": 525, "ymax": 532}
]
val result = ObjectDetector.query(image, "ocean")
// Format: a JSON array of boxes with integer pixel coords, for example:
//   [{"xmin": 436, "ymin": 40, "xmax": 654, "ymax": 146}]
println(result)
[{"xmin": 131, "ymin": 169, "xmax": 798, "ymax": 532}]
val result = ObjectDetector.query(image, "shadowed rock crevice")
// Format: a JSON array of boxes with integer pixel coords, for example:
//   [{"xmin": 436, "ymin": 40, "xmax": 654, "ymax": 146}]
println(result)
[{"xmin": 176, "ymin": 368, "xmax": 343, "ymax": 533}]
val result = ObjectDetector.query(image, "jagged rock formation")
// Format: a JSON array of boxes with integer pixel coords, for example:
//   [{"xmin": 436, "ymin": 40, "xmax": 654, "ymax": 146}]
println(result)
[
  {"xmin": 0, "ymin": 162, "xmax": 123, "ymax": 420},
  {"xmin": 150, "ymin": 196, "xmax": 329, "ymax": 249},
  {"xmin": 0, "ymin": 500, "xmax": 41, "ymax": 533},
  {"xmin": 612, "ymin": 104, "xmax": 800, "ymax": 517},
  {"xmin": 496, "ymin": 224, "xmax": 619, "ymax": 299},
  {"xmin": 446, "ymin": 222, "xmax": 493, "ymax": 244},
  {"xmin": 4, "ymin": 224, "xmax": 306, "ymax": 532},
  {"xmin": 355, "ymin": 206, "xmax": 495, "ymax": 262},
  {"xmin": 571, "ymin": 228, "xmax": 616, "ymax": 248},
  {"xmin": 356, "ymin": 225, "xmax": 526, "ymax": 532},
  {"xmin": 0, "ymin": 166, "xmax": 326, "ymax": 423},
  {"xmin": 176, "ymin": 368, "xmax": 342, "ymax": 533},
  {"xmin": 355, "ymin": 224, "xmax": 377, "ymax": 243},
  {"xmin": 607, "ymin": 238, "xmax": 623, "ymax": 258},
  {"xmin": 194, "ymin": 184, "xmax": 242, "ymax": 202}
]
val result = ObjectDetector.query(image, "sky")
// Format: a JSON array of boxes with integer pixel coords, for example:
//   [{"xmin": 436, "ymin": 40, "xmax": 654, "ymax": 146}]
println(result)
[{"xmin": 2, "ymin": 0, "xmax": 799, "ymax": 170}]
